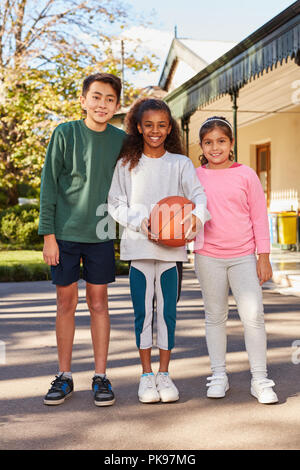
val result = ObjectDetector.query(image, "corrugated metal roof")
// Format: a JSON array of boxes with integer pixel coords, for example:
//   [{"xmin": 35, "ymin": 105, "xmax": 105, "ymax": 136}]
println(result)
[{"xmin": 165, "ymin": 2, "xmax": 300, "ymax": 119}]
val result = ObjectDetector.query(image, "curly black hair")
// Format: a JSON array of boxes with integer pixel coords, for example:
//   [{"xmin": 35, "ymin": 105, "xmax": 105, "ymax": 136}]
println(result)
[{"xmin": 118, "ymin": 98, "xmax": 184, "ymax": 170}]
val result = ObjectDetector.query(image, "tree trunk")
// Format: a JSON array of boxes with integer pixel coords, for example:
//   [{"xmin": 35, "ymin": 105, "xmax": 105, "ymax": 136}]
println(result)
[{"xmin": 7, "ymin": 186, "xmax": 19, "ymax": 207}]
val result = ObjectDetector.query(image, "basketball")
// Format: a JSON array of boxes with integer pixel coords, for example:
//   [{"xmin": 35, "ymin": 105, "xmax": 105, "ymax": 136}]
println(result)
[{"xmin": 148, "ymin": 196, "xmax": 195, "ymax": 247}]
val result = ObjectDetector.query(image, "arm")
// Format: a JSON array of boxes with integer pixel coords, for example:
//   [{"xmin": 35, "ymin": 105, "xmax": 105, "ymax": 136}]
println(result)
[
  {"xmin": 108, "ymin": 161, "xmax": 147, "ymax": 232},
  {"xmin": 43, "ymin": 234, "xmax": 60, "ymax": 266},
  {"xmin": 38, "ymin": 127, "xmax": 64, "ymax": 265},
  {"xmin": 248, "ymin": 171, "xmax": 270, "ymax": 254},
  {"xmin": 247, "ymin": 170, "xmax": 272, "ymax": 284},
  {"xmin": 256, "ymin": 253, "xmax": 273, "ymax": 286}
]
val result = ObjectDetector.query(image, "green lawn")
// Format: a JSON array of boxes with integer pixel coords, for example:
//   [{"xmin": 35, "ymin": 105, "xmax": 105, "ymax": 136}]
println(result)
[
  {"xmin": 0, "ymin": 250, "xmax": 51, "ymax": 282},
  {"xmin": 0, "ymin": 250, "xmax": 44, "ymax": 265},
  {"xmin": 0, "ymin": 250, "xmax": 128, "ymax": 282}
]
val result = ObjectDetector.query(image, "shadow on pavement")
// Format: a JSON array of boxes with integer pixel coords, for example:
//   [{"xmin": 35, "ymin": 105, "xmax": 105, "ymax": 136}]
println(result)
[{"xmin": 0, "ymin": 270, "xmax": 300, "ymax": 450}]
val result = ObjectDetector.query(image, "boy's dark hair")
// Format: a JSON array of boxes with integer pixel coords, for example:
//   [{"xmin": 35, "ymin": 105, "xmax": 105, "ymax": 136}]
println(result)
[
  {"xmin": 119, "ymin": 98, "xmax": 184, "ymax": 170},
  {"xmin": 82, "ymin": 73, "xmax": 122, "ymax": 103},
  {"xmin": 199, "ymin": 115, "xmax": 234, "ymax": 166}
]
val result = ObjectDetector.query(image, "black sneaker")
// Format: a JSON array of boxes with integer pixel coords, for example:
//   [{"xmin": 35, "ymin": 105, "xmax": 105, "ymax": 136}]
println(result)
[
  {"xmin": 44, "ymin": 374, "xmax": 73, "ymax": 406},
  {"xmin": 92, "ymin": 376, "xmax": 115, "ymax": 407}
]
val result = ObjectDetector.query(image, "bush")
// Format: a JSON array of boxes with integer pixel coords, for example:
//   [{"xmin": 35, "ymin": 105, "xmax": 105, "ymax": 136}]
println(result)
[
  {"xmin": 16, "ymin": 220, "xmax": 40, "ymax": 245},
  {"xmin": 17, "ymin": 183, "xmax": 40, "ymax": 199},
  {"xmin": 0, "ymin": 191, "xmax": 9, "ymax": 209},
  {"xmin": 0, "ymin": 263, "xmax": 51, "ymax": 282},
  {"xmin": 0, "ymin": 204, "xmax": 42, "ymax": 246},
  {"xmin": 1, "ymin": 212, "xmax": 18, "ymax": 240}
]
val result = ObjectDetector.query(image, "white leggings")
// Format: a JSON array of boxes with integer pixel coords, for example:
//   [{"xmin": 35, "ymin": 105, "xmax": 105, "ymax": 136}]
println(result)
[{"xmin": 194, "ymin": 253, "xmax": 268, "ymax": 380}]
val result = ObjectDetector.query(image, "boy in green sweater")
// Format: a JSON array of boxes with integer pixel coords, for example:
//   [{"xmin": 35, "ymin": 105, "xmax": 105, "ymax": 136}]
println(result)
[{"xmin": 39, "ymin": 73, "xmax": 126, "ymax": 407}]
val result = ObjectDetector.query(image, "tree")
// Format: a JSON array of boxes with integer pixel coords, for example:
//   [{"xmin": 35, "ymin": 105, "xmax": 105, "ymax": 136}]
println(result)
[
  {"xmin": 0, "ymin": 0, "xmax": 157, "ymax": 206},
  {"xmin": 0, "ymin": 62, "xmax": 81, "ymax": 205},
  {"xmin": 0, "ymin": 0, "xmax": 129, "ymax": 68}
]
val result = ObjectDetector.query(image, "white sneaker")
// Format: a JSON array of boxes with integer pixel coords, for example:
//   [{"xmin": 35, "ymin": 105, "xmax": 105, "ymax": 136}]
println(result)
[
  {"xmin": 156, "ymin": 372, "xmax": 179, "ymax": 403},
  {"xmin": 138, "ymin": 373, "xmax": 160, "ymax": 403},
  {"xmin": 251, "ymin": 378, "xmax": 278, "ymax": 404},
  {"xmin": 206, "ymin": 375, "xmax": 229, "ymax": 398}
]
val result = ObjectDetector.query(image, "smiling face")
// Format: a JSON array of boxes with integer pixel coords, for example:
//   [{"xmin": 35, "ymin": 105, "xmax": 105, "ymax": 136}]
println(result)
[
  {"xmin": 80, "ymin": 81, "xmax": 120, "ymax": 131},
  {"xmin": 200, "ymin": 128, "xmax": 234, "ymax": 169},
  {"xmin": 137, "ymin": 109, "xmax": 172, "ymax": 158}
]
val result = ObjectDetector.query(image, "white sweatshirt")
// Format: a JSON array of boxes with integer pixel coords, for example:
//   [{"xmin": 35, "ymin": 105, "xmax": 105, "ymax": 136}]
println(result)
[{"xmin": 108, "ymin": 151, "xmax": 210, "ymax": 261}]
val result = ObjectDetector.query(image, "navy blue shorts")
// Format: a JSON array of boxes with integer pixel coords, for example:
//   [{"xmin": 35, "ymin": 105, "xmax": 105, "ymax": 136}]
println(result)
[{"xmin": 51, "ymin": 240, "xmax": 115, "ymax": 286}]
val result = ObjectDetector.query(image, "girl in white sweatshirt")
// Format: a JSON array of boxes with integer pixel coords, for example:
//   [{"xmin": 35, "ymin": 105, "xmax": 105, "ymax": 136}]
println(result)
[{"xmin": 108, "ymin": 98, "xmax": 209, "ymax": 404}]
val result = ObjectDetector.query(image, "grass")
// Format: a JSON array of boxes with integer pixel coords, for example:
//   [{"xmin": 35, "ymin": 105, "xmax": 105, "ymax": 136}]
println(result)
[
  {"xmin": 0, "ymin": 250, "xmax": 45, "ymax": 265},
  {"xmin": 0, "ymin": 243, "xmax": 44, "ymax": 251},
  {"xmin": 0, "ymin": 250, "xmax": 51, "ymax": 282},
  {"xmin": 0, "ymin": 250, "xmax": 129, "ymax": 282}
]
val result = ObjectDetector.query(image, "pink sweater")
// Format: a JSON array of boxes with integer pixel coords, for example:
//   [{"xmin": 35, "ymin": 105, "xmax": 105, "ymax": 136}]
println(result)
[{"xmin": 194, "ymin": 163, "xmax": 270, "ymax": 258}]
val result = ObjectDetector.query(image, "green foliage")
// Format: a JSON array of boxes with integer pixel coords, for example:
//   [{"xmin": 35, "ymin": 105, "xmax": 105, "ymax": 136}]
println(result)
[
  {"xmin": 0, "ymin": 191, "xmax": 9, "ymax": 209},
  {"xmin": 0, "ymin": 204, "xmax": 42, "ymax": 246},
  {"xmin": 0, "ymin": 263, "xmax": 51, "ymax": 282},
  {"xmin": 17, "ymin": 183, "xmax": 40, "ymax": 198},
  {"xmin": 0, "ymin": 65, "xmax": 83, "ymax": 205}
]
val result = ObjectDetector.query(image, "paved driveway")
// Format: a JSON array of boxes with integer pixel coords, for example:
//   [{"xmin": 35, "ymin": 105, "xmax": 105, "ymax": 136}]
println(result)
[{"xmin": 0, "ymin": 268, "xmax": 300, "ymax": 450}]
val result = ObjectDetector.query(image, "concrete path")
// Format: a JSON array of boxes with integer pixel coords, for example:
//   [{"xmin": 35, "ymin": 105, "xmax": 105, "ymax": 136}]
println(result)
[{"xmin": 0, "ymin": 267, "xmax": 300, "ymax": 450}]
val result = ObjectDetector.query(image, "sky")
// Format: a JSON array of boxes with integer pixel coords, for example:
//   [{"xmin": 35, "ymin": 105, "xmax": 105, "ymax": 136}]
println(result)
[
  {"xmin": 121, "ymin": 0, "xmax": 296, "ymax": 87},
  {"xmin": 127, "ymin": 0, "xmax": 295, "ymax": 42}
]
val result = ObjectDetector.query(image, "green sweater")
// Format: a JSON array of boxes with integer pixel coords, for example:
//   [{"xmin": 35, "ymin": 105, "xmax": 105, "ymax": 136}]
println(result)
[{"xmin": 38, "ymin": 120, "xmax": 126, "ymax": 243}]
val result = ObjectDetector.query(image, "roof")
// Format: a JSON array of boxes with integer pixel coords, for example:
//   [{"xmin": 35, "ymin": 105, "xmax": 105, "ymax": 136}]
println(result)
[
  {"xmin": 158, "ymin": 38, "xmax": 237, "ymax": 90},
  {"xmin": 179, "ymin": 39, "xmax": 237, "ymax": 64},
  {"xmin": 164, "ymin": 1, "xmax": 300, "ymax": 120},
  {"xmin": 140, "ymin": 86, "xmax": 168, "ymax": 99}
]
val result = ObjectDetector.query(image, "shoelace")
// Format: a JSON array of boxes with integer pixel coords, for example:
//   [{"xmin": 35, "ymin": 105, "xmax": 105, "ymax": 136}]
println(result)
[
  {"xmin": 206, "ymin": 376, "xmax": 227, "ymax": 387},
  {"xmin": 49, "ymin": 375, "xmax": 68, "ymax": 392},
  {"xmin": 158, "ymin": 374, "xmax": 171, "ymax": 388},
  {"xmin": 143, "ymin": 375, "xmax": 156, "ymax": 389},
  {"xmin": 93, "ymin": 376, "xmax": 111, "ymax": 392}
]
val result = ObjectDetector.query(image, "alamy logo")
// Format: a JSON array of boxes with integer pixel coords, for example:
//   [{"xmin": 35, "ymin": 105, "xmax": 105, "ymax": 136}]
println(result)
[
  {"xmin": 0, "ymin": 341, "xmax": 6, "ymax": 364},
  {"xmin": 291, "ymin": 340, "xmax": 300, "ymax": 365},
  {"xmin": 96, "ymin": 202, "xmax": 198, "ymax": 241}
]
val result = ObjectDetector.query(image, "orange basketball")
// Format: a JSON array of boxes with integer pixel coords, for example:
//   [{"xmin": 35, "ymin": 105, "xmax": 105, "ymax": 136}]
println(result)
[{"xmin": 148, "ymin": 196, "xmax": 195, "ymax": 247}]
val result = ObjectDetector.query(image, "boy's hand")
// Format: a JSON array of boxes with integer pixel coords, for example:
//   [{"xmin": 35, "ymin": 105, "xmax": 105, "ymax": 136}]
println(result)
[
  {"xmin": 43, "ymin": 234, "xmax": 59, "ymax": 266},
  {"xmin": 256, "ymin": 253, "xmax": 273, "ymax": 285},
  {"xmin": 181, "ymin": 213, "xmax": 202, "ymax": 240}
]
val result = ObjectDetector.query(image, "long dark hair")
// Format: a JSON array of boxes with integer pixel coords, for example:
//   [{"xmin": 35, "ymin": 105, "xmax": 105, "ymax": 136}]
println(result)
[
  {"xmin": 199, "ymin": 116, "xmax": 234, "ymax": 166},
  {"xmin": 119, "ymin": 98, "xmax": 184, "ymax": 170}
]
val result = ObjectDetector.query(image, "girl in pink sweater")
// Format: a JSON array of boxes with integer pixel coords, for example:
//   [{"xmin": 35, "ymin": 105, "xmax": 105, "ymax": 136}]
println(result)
[{"xmin": 194, "ymin": 116, "xmax": 278, "ymax": 404}]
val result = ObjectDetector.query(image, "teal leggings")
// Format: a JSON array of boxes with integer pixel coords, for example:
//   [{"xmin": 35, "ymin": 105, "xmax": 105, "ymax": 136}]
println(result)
[{"xmin": 129, "ymin": 260, "xmax": 182, "ymax": 350}]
